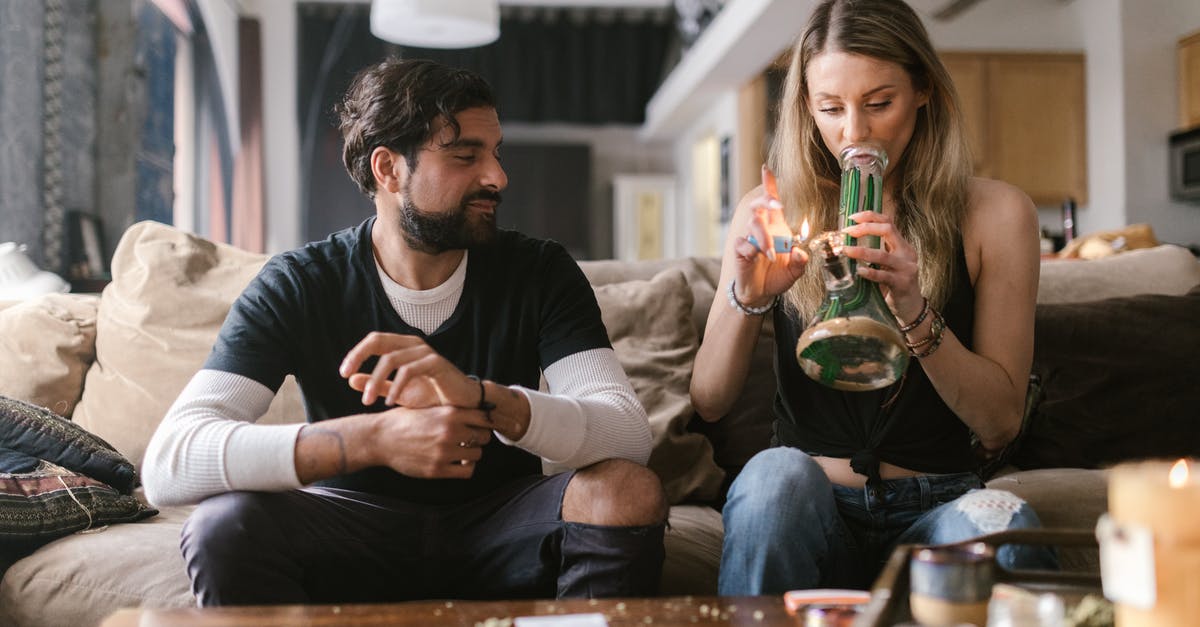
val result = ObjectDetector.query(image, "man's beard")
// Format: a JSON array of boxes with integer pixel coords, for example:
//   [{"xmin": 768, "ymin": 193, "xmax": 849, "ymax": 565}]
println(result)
[{"xmin": 399, "ymin": 188, "xmax": 500, "ymax": 254}]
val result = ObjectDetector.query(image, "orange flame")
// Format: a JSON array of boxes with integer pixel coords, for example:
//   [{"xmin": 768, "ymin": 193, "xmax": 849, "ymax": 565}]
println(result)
[
  {"xmin": 800, "ymin": 218, "xmax": 811, "ymax": 240},
  {"xmin": 1170, "ymin": 459, "xmax": 1189, "ymax": 488}
]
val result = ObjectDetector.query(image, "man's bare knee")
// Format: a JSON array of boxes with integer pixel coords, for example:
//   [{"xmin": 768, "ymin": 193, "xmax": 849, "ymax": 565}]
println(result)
[{"xmin": 562, "ymin": 459, "xmax": 667, "ymax": 527}]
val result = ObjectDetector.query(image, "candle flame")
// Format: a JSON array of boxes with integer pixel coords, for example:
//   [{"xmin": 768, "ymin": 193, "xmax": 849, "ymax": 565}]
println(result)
[
  {"xmin": 800, "ymin": 218, "xmax": 811, "ymax": 240},
  {"xmin": 1170, "ymin": 459, "xmax": 1189, "ymax": 488}
]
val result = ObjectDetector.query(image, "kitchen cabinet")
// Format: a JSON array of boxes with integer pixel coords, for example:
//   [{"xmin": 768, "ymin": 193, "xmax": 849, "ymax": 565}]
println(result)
[
  {"xmin": 1180, "ymin": 29, "xmax": 1200, "ymax": 129},
  {"xmin": 941, "ymin": 52, "xmax": 1087, "ymax": 206}
]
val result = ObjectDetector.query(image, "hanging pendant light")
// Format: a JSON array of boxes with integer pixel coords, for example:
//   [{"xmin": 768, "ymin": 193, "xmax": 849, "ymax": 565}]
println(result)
[{"xmin": 370, "ymin": 0, "xmax": 500, "ymax": 49}]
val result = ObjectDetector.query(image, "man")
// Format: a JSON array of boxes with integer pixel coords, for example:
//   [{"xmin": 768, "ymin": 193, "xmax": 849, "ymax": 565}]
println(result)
[{"xmin": 142, "ymin": 58, "xmax": 666, "ymax": 605}]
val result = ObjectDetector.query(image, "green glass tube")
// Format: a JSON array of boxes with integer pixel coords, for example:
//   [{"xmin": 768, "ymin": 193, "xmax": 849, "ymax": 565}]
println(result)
[{"xmin": 795, "ymin": 143, "xmax": 910, "ymax": 391}]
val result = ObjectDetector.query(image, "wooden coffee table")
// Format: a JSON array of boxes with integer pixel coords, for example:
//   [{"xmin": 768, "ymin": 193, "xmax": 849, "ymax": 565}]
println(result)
[{"xmin": 101, "ymin": 595, "xmax": 797, "ymax": 626}]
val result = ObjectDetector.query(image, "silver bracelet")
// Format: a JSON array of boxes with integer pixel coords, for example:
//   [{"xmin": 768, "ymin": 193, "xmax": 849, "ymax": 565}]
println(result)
[{"xmin": 726, "ymin": 279, "xmax": 776, "ymax": 316}]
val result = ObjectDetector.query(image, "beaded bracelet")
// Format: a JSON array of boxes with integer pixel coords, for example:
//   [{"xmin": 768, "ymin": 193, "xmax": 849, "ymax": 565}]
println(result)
[
  {"xmin": 466, "ymin": 374, "xmax": 497, "ymax": 422},
  {"xmin": 726, "ymin": 279, "xmax": 776, "ymax": 316},
  {"xmin": 906, "ymin": 309, "xmax": 946, "ymax": 358},
  {"xmin": 898, "ymin": 297, "xmax": 930, "ymax": 333}
]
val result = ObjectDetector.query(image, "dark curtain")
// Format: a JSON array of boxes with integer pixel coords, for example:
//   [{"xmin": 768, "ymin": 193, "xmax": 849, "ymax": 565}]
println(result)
[
  {"xmin": 296, "ymin": 3, "xmax": 675, "ymax": 245},
  {"xmin": 409, "ymin": 8, "xmax": 674, "ymax": 124}
]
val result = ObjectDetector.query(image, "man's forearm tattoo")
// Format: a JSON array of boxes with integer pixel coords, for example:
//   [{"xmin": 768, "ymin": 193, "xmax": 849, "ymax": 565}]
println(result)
[{"xmin": 299, "ymin": 426, "xmax": 348, "ymax": 476}]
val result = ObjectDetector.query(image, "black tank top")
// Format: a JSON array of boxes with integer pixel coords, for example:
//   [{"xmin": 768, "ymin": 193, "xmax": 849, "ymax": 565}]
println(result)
[{"xmin": 771, "ymin": 244, "xmax": 977, "ymax": 485}]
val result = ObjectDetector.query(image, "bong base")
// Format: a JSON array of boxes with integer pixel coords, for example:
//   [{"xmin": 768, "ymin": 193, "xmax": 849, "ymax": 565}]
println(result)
[{"xmin": 796, "ymin": 316, "xmax": 909, "ymax": 391}]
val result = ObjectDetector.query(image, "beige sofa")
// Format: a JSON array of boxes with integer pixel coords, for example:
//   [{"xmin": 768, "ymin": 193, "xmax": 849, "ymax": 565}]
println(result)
[{"xmin": 1, "ymin": 221, "xmax": 1198, "ymax": 627}]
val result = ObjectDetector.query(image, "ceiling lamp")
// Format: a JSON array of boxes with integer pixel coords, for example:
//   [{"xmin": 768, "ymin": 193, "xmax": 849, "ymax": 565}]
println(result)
[{"xmin": 370, "ymin": 0, "xmax": 500, "ymax": 49}]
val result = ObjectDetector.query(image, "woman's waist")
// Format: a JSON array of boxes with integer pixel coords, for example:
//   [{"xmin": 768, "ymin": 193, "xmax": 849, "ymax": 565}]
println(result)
[{"xmin": 814, "ymin": 455, "xmax": 926, "ymax": 488}]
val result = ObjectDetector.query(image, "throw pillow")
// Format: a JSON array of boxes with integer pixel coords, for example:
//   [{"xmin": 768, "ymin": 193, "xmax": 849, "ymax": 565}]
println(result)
[
  {"xmin": 1038, "ymin": 244, "xmax": 1200, "ymax": 305},
  {"xmin": 0, "ymin": 452, "xmax": 156, "ymax": 556},
  {"xmin": 1012, "ymin": 286, "xmax": 1200, "ymax": 469},
  {"xmin": 0, "ymin": 293, "xmax": 99, "ymax": 417},
  {"xmin": 0, "ymin": 395, "xmax": 138, "ymax": 494},
  {"xmin": 70, "ymin": 221, "xmax": 307, "ymax": 470},
  {"xmin": 592, "ymin": 268, "xmax": 725, "ymax": 504}
]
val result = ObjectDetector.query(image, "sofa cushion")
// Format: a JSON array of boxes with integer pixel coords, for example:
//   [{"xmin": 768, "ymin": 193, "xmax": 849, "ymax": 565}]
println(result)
[
  {"xmin": 70, "ymin": 221, "xmax": 306, "ymax": 470},
  {"xmin": 1015, "ymin": 287, "xmax": 1200, "ymax": 470},
  {"xmin": 0, "ymin": 455, "xmax": 156, "ymax": 557},
  {"xmin": 1037, "ymin": 244, "xmax": 1200, "ymax": 304},
  {"xmin": 593, "ymin": 269, "xmax": 724, "ymax": 504},
  {"xmin": 0, "ymin": 395, "xmax": 138, "ymax": 494},
  {"xmin": 660, "ymin": 504, "xmax": 722, "ymax": 595},
  {"xmin": 0, "ymin": 503, "xmax": 193, "ymax": 626},
  {"xmin": 0, "ymin": 293, "xmax": 98, "ymax": 417}
]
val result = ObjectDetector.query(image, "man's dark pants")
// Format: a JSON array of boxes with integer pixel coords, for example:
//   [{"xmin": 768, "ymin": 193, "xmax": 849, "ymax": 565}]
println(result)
[{"xmin": 180, "ymin": 471, "xmax": 666, "ymax": 605}]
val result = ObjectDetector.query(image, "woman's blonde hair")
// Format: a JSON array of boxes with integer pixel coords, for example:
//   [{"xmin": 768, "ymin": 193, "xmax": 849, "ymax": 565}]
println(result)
[{"xmin": 770, "ymin": 0, "xmax": 972, "ymax": 321}]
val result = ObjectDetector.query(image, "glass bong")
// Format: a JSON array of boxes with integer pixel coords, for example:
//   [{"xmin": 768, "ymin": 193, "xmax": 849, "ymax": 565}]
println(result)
[{"xmin": 794, "ymin": 143, "xmax": 910, "ymax": 391}]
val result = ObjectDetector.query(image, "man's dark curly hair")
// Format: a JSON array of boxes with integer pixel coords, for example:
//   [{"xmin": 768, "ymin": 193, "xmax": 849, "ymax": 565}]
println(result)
[{"xmin": 335, "ymin": 58, "xmax": 495, "ymax": 198}]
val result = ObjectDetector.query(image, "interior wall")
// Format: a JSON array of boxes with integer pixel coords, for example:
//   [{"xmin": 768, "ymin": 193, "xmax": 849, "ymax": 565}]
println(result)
[
  {"xmin": 923, "ymin": 0, "xmax": 1082, "ymax": 50},
  {"xmin": 671, "ymin": 90, "xmax": 737, "ymax": 259},
  {"xmin": 243, "ymin": 0, "xmax": 300, "ymax": 254},
  {"xmin": 1121, "ymin": 0, "xmax": 1200, "ymax": 248},
  {"xmin": 196, "ymin": 0, "xmax": 239, "ymax": 149},
  {"xmin": 1078, "ymin": 0, "xmax": 1126, "ymax": 237}
]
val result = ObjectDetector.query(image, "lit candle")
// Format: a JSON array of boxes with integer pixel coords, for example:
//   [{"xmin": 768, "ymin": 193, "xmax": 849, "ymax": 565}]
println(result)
[{"xmin": 1100, "ymin": 459, "xmax": 1200, "ymax": 627}]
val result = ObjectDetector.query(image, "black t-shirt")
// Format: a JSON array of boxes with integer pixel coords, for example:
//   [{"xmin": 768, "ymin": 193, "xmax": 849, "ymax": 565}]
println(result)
[
  {"xmin": 772, "ymin": 245, "xmax": 978, "ymax": 479},
  {"xmin": 204, "ymin": 217, "xmax": 612, "ymax": 504}
]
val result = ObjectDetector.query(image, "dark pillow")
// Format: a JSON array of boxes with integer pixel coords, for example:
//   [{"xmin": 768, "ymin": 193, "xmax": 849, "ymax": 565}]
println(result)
[
  {"xmin": 0, "ymin": 395, "xmax": 138, "ymax": 494},
  {"xmin": 1011, "ymin": 286, "xmax": 1200, "ymax": 469},
  {"xmin": 0, "ymin": 450, "xmax": 156, "ymax": 555}
]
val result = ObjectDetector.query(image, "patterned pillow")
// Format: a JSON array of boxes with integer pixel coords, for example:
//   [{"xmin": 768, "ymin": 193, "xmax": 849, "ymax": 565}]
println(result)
[
  {"xmin": 0, "ymin": 450, "xmax": 156, "ymax": 556},
  {"xmin": 0, "ymin": 395, "xmax": 138, "ymax": 494}
]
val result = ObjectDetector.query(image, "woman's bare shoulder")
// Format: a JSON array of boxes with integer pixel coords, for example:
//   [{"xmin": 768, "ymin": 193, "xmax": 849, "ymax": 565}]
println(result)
[{"xmin": 964, "ymin": 176, "xmax": 1037, "ymax": 236}]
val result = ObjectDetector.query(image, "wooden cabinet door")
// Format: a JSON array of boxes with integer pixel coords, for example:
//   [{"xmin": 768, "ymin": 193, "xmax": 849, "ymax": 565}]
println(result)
[
  {"xmin": 1180, "ymin": 30, "xmax": 1200, "ymax": 129},
  {"xmin": 987, "ymin": 54, "xmax": 1087, "ymax": 206},
  {"xmin": 941, "ymin": 53, "xmax": 990, "ymax": 176},
  {"xmin": 941, "ymin": 52, "xmax": 1087, "ymax": 206}
]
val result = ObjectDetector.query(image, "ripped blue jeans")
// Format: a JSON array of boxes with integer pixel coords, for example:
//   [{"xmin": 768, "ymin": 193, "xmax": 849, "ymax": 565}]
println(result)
[{"xmin": 718, "ymin": 447, "xmax": 1058, "ymax": 595}]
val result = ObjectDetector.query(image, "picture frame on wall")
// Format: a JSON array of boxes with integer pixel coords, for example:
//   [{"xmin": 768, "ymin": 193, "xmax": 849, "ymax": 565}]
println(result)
[{"xmin": 613, "ymin": 174, "xmax": 677, "ymax": 262}]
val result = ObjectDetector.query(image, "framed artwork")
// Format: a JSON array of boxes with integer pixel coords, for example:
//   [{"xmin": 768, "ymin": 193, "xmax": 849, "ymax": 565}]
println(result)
[{"xmin": 613, "ymin": 174, "xmax": 677, "ymax": 261}]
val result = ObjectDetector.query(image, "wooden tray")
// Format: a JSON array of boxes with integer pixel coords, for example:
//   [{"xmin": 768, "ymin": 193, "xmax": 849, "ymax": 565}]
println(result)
[{"xmin": 854, "ymin": 528, "xmax": 1102, "ymax": 626}]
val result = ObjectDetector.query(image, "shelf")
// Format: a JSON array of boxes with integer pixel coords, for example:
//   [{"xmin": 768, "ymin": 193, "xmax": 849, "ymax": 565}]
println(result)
[{"xmin": 639, "ymin": 0, "xmax": 808, "ymax": 141}]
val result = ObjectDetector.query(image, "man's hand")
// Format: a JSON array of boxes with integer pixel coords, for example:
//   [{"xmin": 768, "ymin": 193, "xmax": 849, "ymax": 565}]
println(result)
[
  {"xmin": 339, "ymin": 332, "xmax": 478, "ymax": 408},
  {"xmin": 295, "ymin": 405, "xmax": 494, "ymax": 482},
  {"xmin": 371, "ymin": 405, "xmax": 494, "ymax": 478}
]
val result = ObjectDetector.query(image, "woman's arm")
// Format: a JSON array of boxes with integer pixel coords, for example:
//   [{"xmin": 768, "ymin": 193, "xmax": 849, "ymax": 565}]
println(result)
[
  {"xmin": 849, "ymin": 178, "xmax": 1039, "ymax": 450},
  {"xmin": 691, "ymin": 181, "xmax": 808, "ymax": 421},
  {"xmin": 927, "ymin": 178, "xmax": 1040, "ymax": 450}
]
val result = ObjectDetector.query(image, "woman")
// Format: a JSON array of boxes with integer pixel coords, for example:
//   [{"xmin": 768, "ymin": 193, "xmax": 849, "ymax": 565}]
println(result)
[{"xmin": 690, "ymin": 0, "xmax": 1056, "ymax": 594}]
